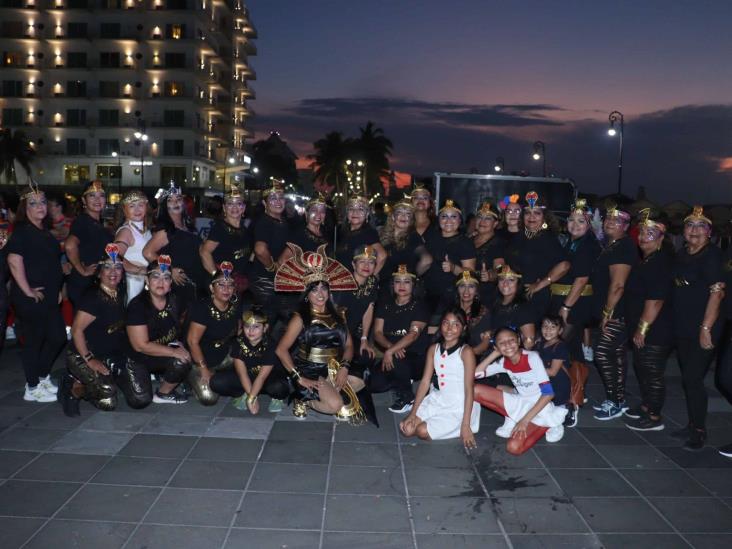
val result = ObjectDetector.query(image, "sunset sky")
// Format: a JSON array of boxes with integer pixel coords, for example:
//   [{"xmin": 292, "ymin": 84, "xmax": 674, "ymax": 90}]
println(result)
[{"xmin": 247, "ymin": 0, "xmax": 732, "ymax": 203}]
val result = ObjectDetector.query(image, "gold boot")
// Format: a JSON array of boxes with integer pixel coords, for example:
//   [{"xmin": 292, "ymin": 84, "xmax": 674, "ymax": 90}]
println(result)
[{"xmin": 292, "ymin": 399, "xmax": 308, "ymax": 419}]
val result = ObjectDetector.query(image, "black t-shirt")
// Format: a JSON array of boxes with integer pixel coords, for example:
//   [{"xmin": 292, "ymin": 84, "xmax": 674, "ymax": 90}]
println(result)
[
  {"xmin": 207, "ymin": 219, "xmax": 252, "ymax": 276},
  {"xmin": 537, "ymin": 340, "xmax": 571, "ymax": 406},
  {"xmin": 252, "ymin": 214, "xmax": 290, "ymax": 279},
  {"xmin": 158, "ymin": 227, "xmax": 206, "ymax": 288},
  {"xmin": 69, "ymin": 213, "xmax": 112, "ymax": 265},
  {"xmin": 474, "ymin": 234, "xmax": 506, "ymax": 272},
  {"xmin": 230, "ymin": 335, "xmax": 280, "ymax": 373},
  {"xmin": 673, "ymin": 243, "xmax": 724, "ymax": 339},
  {"xmin": 189, "ymin": 298, "xmax": 241, "ymax": 366},
  {"xmin": 423, "ymin": 231, "xmax": 475, "ymax": 292},
  {"xmin": 590, "ymin": 236, "xmax": 638, "ymax": 319},
  {"xmin": 335, "ymin": 224, "xmax": 380, "ymax": 267},
  {"xmin": 504, "ymin": 230, "xmax": 565, "ymax": 284},
  {"xmin": 332, "ymin": 275, "xmax": 379, "ymax": 338},
  {"xmin": 381, "ymin": 232, "xmax": 423, "ymax": 283},
  {"xmin": 490, "ymin": 299, "xmax": 536, "ymax": 331},
  {"xmin": 624, "ymin": 248, "xmax": 674, "ymax": 346},
  {"xmin": 723, "ymin": 247, "xmax": 732, "ymax": 320},
  {"xmin": 375, "ymin": 297, "xmax": 430, "ymax": 352},
  {"xmin": 126, "ymin": 293, "xmax": 181, "ymax": 361},
  {"xmin": 75, "ymin": 286, "xmax": 126, "ymax": 358},
  {"xmin": 467, "ymin": 306, "xmax": 492, "ymax": 348},
  {"xmin": 557, "ymin": 232, "xmax": 602, "ymax": 283},
  {"xmin": 6, "ymin": 223, "xmax": 64, "ymax": 300},
  {"xmin": 288, "ymin": 225, "xmax": 331, "ymax": 255}
]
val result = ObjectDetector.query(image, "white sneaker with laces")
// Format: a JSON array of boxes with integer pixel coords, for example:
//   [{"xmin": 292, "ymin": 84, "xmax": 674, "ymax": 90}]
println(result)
[
  {"xmin": 545, "ymin": 424, "xmax": 565, "ymax": 443},
  {"xmin": 39, "ymin": 375, "xmax": 58, "ymax": 394},
  {"xmin": 495, "ymin": 417, "xmax": 516, "ymax": 438},
  {"xmin": 23, "ymin": 384, "xmax": 57, "ymax": 403}
]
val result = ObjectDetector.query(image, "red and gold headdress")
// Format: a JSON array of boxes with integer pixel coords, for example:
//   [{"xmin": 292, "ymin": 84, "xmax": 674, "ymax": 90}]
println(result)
[
  {"xmin": 212, "ymin": 261, "xmax": 234, "ymax": 283},
  {"xmin": 456, "ymin": 270, "xmax": 480, "ymax": 286},
  {"xmin": 684, "ymin": 205, "xmax": 712, "ymax": 226},
  {"xmin": 499, "ymin": 194, "xmax": 521, "ymax": 210},
  {"xmin": 275, "ymin": 244, "xmax": 357, "ymax": 292},
  {"xmin": 477, "ymin": 202, "xmax": 499, "ymax": 219},
  {"xmin": 523, "ymin": 191, "xmax": 544, "ymax": 210},
  {"xmin": 100, "ymin": 243, "xmax": 122, "ymax": 266},
  {"xmin": 148, "ymin": 254, "xmax": 172, "ymax": 275},
  {"xmin": 83, "ymin": 180, "xmax": 105, "ymax": 197}
]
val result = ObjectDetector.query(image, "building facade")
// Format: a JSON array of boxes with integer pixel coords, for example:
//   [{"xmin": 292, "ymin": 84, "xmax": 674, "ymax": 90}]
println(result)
[{"xmin": 0, "ymin": 0, "xmax": 256, "ymax": 195}]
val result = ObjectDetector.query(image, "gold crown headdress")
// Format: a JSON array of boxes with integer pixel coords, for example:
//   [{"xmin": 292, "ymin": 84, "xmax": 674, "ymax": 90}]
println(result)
[
  {"xmin": 225, "ymin": 184, "xmax": 244, "ymax": 202},
  {"xmin": 410, "ymin": 182, "xmax": 431, "ymax": 198},
  {"xmin": 121, "ymin": 190, "xmax": 148, "ymax": 205},
  {"xmin": 346, "ymin": 194, "xmax": 369, "ymax": 210},
  {"xmin": 477, "ymin": 202, "xmax": 499, "ymax": 219},
  {"xmin": 570, "ymin": 198, "xmax": 591, "ymax": 216},
  {"xmin": 82, "ymin": 180, "xmax": 105, "ymax": 197},
  {"xmin": 274, "ymin": 244, "xmax": 357, "ymax": 292},
  {"xmin": 263, "ymin": 181, "xmax": 285, "ymax": 198},
  {"xmin": 684, "ymin": 205, "xmax": 712, "ymax": 226},
  {"xmin": 392, "ymin": 263, "xmax": 417, "ymax": 278},
  {"xmin": 605, "ymin": 203, "xmax": 631, "ymax": 223},
  {"xmin": 638, "ymin": 208, "xmax": 667, "ymax": 233},
  {"xmin": 392, "ymin": 198, "xmax": 414, "ymax": 213},
  {"xmin": 306, "ymin": 192, "xmax": 328, "ymax": 209},
  {"xmin": 496, "ymin": 264, "xmax": 523, "ymax": 279},
  {"xmin": 242, "ymin": 307, "xmax": 268, "ymax": 326},
  {"xmin": 353, "ymin": 245, "xmax": 377, "ymax": 261},
  {"xmin": 20, "ymin": 178, "xmax": 44, "ymax": 201},
  {"xmin": 439, "ymin": 199, "xmax": 462, "ymax": 215},
  {"xmin": 456, "ymin": 270, "xmax": 480, "ymax": 286}
]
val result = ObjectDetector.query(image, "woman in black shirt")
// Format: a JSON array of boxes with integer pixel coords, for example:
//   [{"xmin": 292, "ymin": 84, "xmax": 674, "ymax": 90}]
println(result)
[
  {"xmin": 410, "ymin": 183, "xmax": 434, "ymax": 243},
  {"xmin": 335, "ymin": 195, "xmax": 386, "ymax": 274},
  {"xmin": 624, "ymin": 211, "xmax": 674, "ymax": 432},
  {"xmin": 455, "ymin": 270, "xmax": 492, "ymax": 358},
  {"xmin": 590, "ymin": 205, "xmax": 638, "ymax": 421},
  {"xmin": 671, "ymin": 206, "xmax": 724, "ymax": 450},
  {"xmin": 187, "ymin": 262, "xmax": 241, "ymax": 406},
  {"xmin": 123, "ymin": 256, "xmax": 191, "ymax": 407},
  {"xmin": 65, "ymin": 180, "xmax": 112, "ymax": 307},
  {"xmin": 280, "ymin": 193, "xmax": 331, "ymax": 260},
  {"xmin": 490, "ymin": 265, "xmax": 537, "ymax": 348},
  {"xmin": 6, "ymin": 184, "xmax": 65, "ymax": 403},
  {"xmin": 498, "ymin": 194, "xmax": 522, "ymax": 243},
  {"xmin": 379, "ymin": 199, "xmax": 427, "ymax": 286},
  {"xmin": 472, "ymin": 202, "xmax": 505, "ymax": 304}
]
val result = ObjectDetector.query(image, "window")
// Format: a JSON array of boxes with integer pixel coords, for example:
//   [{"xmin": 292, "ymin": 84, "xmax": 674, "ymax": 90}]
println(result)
[
  {"xmin": 66, "ymin": 23, "xmax": 88, "ymax": 39},
  {"xmin": 163, "ymin": 140, "xmax": 184, "ymax": 156},
  {"xmin": 103, "ymin": 0, "xmax": 122, "ymax": 7},
  {"xmin": 163, "ymin": 110, "xmax": 185, "ymax": 127},
  {"xmin": 1, "ymin": 80, "xmax": 23, "ymax": 97},
  {"xmin": 96, "ymin": 164, "xmax": 121, "ymax": 183},
  {"xmin": 164, "ymin": 53, "xmax": 185, "ymax": 68},
  {"xmin": 98, "ymin": 109, "xmax": 119, "ymax": 126},
  {"xmin": 161, "ymin": 166, "xmax": 186, "ymax": 186},
  {"xmin": 98, "ymin": 81, "xmax": 119, "ymax": 98},
  {"xmin": 0, "ymin": 21, "xmax": 24, "ymax": 38},
  {"xmin": 66, "ymin": 109, "xmax": 87, "ymax": 127},
  {"xmin": 164, "ymin": 81, "xmax": 183, "ymax": 97},
  {"xmin": 64, "ymin": 164, "xmax": 90, "ymax": 184},
  {"xmin": 66, "ymin": 52, "xmax": 87, "ymax": 68},
  {"xmin": 66, "ymin": 138, "xmax": 87, "ymax": 155},
  {"xmin": 1, "ymin": 108, "xmax": 23, "ymax": 126},
  {"xmin": 67, "ymin": 80, "xmax": 87, "ymax": 97},
  {"xmin": 68, "ymin": 0, "xmax": 89, "ymax": 7},
  {"xmin": 2, "ymin": 51, "xmax": 23, "ymax": 67},
  {"xmin": 99, "ymin": 23, "xmax": 121, "ymax": 39},
  {"xmin": 98, "ymin": 139, "xmax": 119, "ymax": 155},
  {"xmin": 165, "ymin": 0, "xmax": 187, "ymax": 8},
  {"xmin": 166, "ymin": 24, "xmax": 185, "ymax": 39},
  {"xmin": 99, "ymin": 52, "xmax": 120, "ymax": 68}
]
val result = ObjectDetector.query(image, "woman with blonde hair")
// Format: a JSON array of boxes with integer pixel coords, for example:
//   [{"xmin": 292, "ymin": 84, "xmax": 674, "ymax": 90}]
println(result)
[{"xmin": 113, "ymin": 190, "xmax": 151, "ymax": 303}]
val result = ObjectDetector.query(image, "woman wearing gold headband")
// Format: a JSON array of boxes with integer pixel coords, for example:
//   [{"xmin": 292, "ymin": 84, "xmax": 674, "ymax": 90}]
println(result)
[
  {"xmin": 490, "ymin": 265, "xmax": 536, "ymax": 349},
  {"xmin": 65, "ymin": 180, "xmax": 113, "ymax": 307},
  {"xmin": 335, "ymin": 195, "xmax": 386, "ymax": 275},
  {"xmin": 473, "ymin": 202, "xmax": 506, "ymax": 303},
  {"xmin": 279, "ymin": 193, "xmax": 331, "ymax": 264},
  {"xmin": 113, "ymin": 190, "xmax": 151, "ymax": 303},
  {"xmin": 186, "ymin": 262, "xmax": 243, "ymax": 406},
  {"xmin": 379, "ymin": 198, "xmax": 427, "ymax": 286},
  {"xmin": 454, "ymin": 270, "xmax": 492, "ymax": 357},
  {"xmin": 410, "ymin": 183, "xmax": 434, "ymax": 242},
  {"xmin": 6, "ymin": 183, "xmax": 66, "ymax": 402},
  {"xmin": 670, "ymin": 205, "xmax": 724, "ymax": 450}
]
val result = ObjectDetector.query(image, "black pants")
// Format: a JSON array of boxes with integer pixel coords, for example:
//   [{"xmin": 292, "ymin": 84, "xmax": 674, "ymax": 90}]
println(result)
[
  {"xmin": 117, "ymin": 356, "xmax": 190, "ymax": 408},
  {"xmin": 369, "ymin": 352, "xmax": 425, "ymax": 400},
  {"xmin": 13, "ymin": 296, "xmax": 66, "ymax": 387},
  {"xmin": 66, "ymin": 349, "xmax": 120, "ymax": 410},
  {"xmin": 210, "ymin": 366, "xmax": 290, "ymax": 400},
  {"xmin": 631, "ymin": 344, "xmax": 671, "ymax": 416},
  {"xmin": 594, "ymin": 318, "xmax": 628, "ymax": 404},
  {"xmin": 676, "ymin": 338, "xmax": 715, "ymax": 430}
]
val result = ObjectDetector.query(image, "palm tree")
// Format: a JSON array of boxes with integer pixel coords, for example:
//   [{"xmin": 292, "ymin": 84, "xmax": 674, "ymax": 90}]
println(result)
[
  {"xmin": 353, "ymin": 121, "xmax": 393, "ymax": 196},
  {"xmin": 0, "ymin": 128, "xmax": 35, "ymax": 186},
  {"xmin": 308, "ymin": 131, "xmax": 352, "ymax": 194}
]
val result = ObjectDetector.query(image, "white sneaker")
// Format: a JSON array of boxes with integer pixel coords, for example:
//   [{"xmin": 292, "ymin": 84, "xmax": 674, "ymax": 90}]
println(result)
[
  {"xmin": 545, "ymin": 424, "xmax": 565, "ymax": 443},
  {"xmin": 39, "ymin": 375, "xmax": 58, "ymax": 394},
  {"xmin": 495, "ymin": 417, "xmax": 515, "ymax": 438},
  {"xmin": 582, "ymin": 344, "xmax": 594, "ymax": 362},
  {"xmin": 23, "ymin": 384, "xmax": 57, "ymax": 403}
]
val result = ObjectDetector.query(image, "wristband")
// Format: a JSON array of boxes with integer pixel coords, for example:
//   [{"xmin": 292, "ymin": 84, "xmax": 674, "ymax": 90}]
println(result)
[
  {"xmin": 701, "ymin": 325, "xmax": 711, "ymax": 332},
  {"xmin": 83, "ymin": 352, "xmax": 94, "ymax": 363},
  {"xmin": 602, "ymin": 307, "xmax": 614, "ymax": 321},
  {"xmin": 561, "ymin": 304, "xmax": 572, "ymax": 311},
  {"xmin": 360, "ymin": 336, "xmax": 368, "ymax": 340},
  {"xmin": 288, "ymin": 368, "xmax": 301, "ymax": 382},
  {"xmin": 246, "ymin": 394, "xmax": 258, "ymax": 405},
  {"xmin": 637, "ymin": 320, "xmax": 651, "ymax": 336}
]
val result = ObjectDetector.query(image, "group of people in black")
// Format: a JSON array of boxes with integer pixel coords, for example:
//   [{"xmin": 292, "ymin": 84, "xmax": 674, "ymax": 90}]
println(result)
[{"xmin": 2, "ymin": 177, "xmax": 731, "ymax": 458}]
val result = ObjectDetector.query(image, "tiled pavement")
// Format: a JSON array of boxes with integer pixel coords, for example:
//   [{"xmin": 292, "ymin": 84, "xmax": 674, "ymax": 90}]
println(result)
[{"xmin": 0, "ymin": 346, "xmax": 731, "ymax": 549}]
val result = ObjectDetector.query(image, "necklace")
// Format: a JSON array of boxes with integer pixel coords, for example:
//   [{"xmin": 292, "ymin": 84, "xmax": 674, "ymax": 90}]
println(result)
[{"xmin": 100, "ymin": 284, "xmax": 118, "ymax": 300}]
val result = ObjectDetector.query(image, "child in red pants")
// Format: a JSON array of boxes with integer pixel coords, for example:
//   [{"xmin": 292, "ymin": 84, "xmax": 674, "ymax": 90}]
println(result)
[{"xmin": 475, "ymin": 326, "xmax": 567, "ymax": 455}]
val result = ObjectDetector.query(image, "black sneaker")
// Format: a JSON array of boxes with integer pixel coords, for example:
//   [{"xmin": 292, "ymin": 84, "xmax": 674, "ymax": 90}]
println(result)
[
  {"xmin": 624, "ymin": 406, "xmax": 646, "ymax": 420},
  {"xmin": 388, "ymin": 398, "xmax": 413, "ymax": 414},
  {"xmin": 670, "ymin": 424, "xmax": 692, "ymax": 440},
  {"xmin": 563, "ymin": 405, "xmax": 578, "ymax": 428},
  {"xmin": 153, "ymin": 389, "xmax": 188, "ymax": 404},
  {"xmin": 625, "ymin": 415, "xmax": 664, "ymax": 432},
  {"xmin": 682, "ymin": 428, "xmax": 707, "ymax": 451},
  {"xmin": 718, "ymin": 443, "xmax": 732, "ymax": 458}
]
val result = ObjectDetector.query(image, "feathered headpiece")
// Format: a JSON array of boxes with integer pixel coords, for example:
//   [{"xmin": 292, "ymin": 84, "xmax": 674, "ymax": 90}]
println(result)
[
  {"xmin": 392, "ymin": 264, "xmax": 416, "ymax": 278},
  {"xmin": 274, "ymin": 244, "xmax": 357, "ymax": 292},
  {"xmin": 477, "ymin": 202, "xmax": 499, "ymax": 219},
  {"xmin": 438, "ymin": 199, "xmax": 462, "ymax": 215},
  {"xmin": 684, "ymin": 205, "xmax": 712, "ymax": 226},
  {"xmin": 456, "ymin": 270, "xmax": 480, "ymax": 286},
  {"xmin": 496, "ymin": 264, "xmax": 523, "ymax": 279},
  {"xmin": 499, "ymin": 194, "xmax": 520, "ymax": 210},
  {"xmin": 524, "ymin": 191, "xmax": 544, "ymax": 210}
]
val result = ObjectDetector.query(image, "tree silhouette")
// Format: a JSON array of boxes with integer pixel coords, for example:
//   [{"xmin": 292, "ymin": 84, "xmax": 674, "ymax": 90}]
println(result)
[
  {"xmin": 0, "ymin": 128, "xmax": 35, "ymax": 186},
  {"xmin": 308, "ymin": 131, "xmax": 353, "ymax": 195},
  {"xmin": 354, "ymin": 121, "xmax": 393, "ymax": 196}
]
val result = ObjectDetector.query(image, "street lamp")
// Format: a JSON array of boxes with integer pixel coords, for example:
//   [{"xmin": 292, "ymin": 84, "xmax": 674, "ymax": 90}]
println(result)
[
  {"xmin": 133, "ymin": 119, "xmax": 148, "ymax": 189},
  {"xmin": 532, "ymin": 141, "xmax": 546, "ymax": 177},
  {"xmin": 494, "ymin": 156, "xmax": 505, "ymax": 173},
  {"xmin": 111, "ymin": 151, "xmax": 122, "ymax": 196},
  {"xmin": 345, "ymin": 159, "xmax": 366, "ymax": 196},
  {"xmin": 223, "ymin": 155, "xmax": 235, "ymax": 190},
  {"xmin": 608, "ymin": 110, "xmax": 624, "ymax": 196}
]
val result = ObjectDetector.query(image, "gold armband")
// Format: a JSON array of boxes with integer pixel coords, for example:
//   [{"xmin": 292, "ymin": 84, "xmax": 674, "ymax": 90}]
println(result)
[
  {"xmin": 246, "ymin": 394, "xmax": 258, "ymax": 405},
  {"xmin": 602, "ymin": 307, "xmax": 614, "ymax": 321},
  {"xmin": 637, "ymin": 320, "xmax": 651, "ymax": 336}
]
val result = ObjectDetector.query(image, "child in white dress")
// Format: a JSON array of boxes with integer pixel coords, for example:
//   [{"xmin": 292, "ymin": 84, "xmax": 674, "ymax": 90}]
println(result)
[{"xmin": 400, "ymin": 307, "xmax": 480, "ymax": 449}]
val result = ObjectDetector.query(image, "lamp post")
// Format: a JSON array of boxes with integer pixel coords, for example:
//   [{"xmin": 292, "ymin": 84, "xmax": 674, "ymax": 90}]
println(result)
[
  {"xmin": 532, "ymin": 141, "xmax": 546, "ymax": 177},
  {"xmin": 608, "ymin": 110, "xmax": 624, "ymax": 196},
  {"xmin": 223, "ymin": 155, "xmax": 235, "ymax": 191},
  {"xmin": 111, "ymin": 151, "xmax": 122, "ymax": 196},
  {"xmin": 494, "ymin": 156, "xmax": 505, "ymax": 173},
  {"xmin": 133, "ymin": 119, "xmax": 148, "ymax": 189}
]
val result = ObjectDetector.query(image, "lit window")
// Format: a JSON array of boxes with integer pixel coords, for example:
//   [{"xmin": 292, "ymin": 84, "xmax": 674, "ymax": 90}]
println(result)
[{"xmin": 171, "ymin": 25, "xmax": 182, "ymax": 39}]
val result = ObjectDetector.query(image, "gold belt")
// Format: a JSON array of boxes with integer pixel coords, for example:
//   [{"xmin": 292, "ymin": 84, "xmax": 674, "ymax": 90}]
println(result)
[
  {"xmin": 550, "ymin": 283, "xmax": 593, "ymax": 297},
  {"xmin": 298, "ymin": 347, "xmax": 340, "ymax": 362}
]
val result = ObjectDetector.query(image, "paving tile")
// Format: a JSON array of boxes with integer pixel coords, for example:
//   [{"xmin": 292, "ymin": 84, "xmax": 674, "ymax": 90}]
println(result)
[
  {"xmin": 118, "ymin": 434, "xmax": 198, "ymax": 458},
  {"xmin": 16, "ymin": 406, "xmax": 91, "ymax": 431},
  {"xmin": 579, "ymin": 426, "xmax": 647, "ymax": 445},
  {"xmin": 91, "ymin": 456, "xmax": 180, "ymax": 486},
  {"xmin": 169, "ymin": 459, "xmax": 253, "ymax": 490},
  {"xmin": 596, "ymin": 533, "xmax": 690, "ymax": 549},
  {"xmin": 58, "ymin": 484, "xmax": 160, "ymax": 522},
  {"xmin": 533, "ymin": 444, "xmax": 608, "ymax": 468},
  {"xmin": 125, "ymin": 524, "xmax": 227, "ymax": 549},
  {"xmin": 331, "ymin": 441, "xmax": 400, "ymax": 466},
  {"xmin": 529, "ymin": 425, "xmax": 588, "ymax": 445},
  {"xmin": 0, "ymin": 516, "xmax": 46, "ymax": 549},
  {"xmin": 260, "ymin": 440, "xmax": 332, "ymax": 464},
  {"xmin": 78, "ymin": 411, "xmax": 153, "ymax": 433},
  {"xmin": 325, "ymin": 494, "xmax": 410, "ymax": 532},
  {"xmin": 334, "ymin": 422, "xmax": 398, "ymax": 443},
  {"xmin": 650, "ymin": 497, "xmax": 732, "ymax": 532},
  {"xmin": 401, "ymin": 442, "xmax": 472, "ymax": 469},
  {"xmin": 659, "ymin": 446, "xmax": 732, "ymax": 468},
  {"xmin": 0, "ymin": 427, "xmax": 67, "ymax": 451},
  {"xmin": 48, "ymin": 430, "xmax": 134, "ymax": 455},
  {"xmin": 268, "ymin": 420, "xmax": 334, "ymax": 442},
  {"xmin": 153, "ymin": 398, "xmax": 227, "ymax": 416},
  {"xmin": 144, "ymin": 487, "xmax": 242, "ymax": 527},
  {"xmin": 473, "ymin": 443, "xmax": 543, "ymax": 469},
  {"xmin": 405, "ymin": 465, "xmax": 482, "ymax": 497},
  {"xmin": 508, "ymin": 534, "xmax": 604, "ymax": 549},
  {"xmin": 621, "ymin": 469, "xmax": 712, "ymax": 497},
  {"xmin": 23, "ymin": 519, "xmax": 135, "ymax": 549},
  {"xmin": 274, "ymin": 407, "xmax": 335, "ymax": 422},
  {"xmin": 323, "ymin": 532, "xmax": 416, "ymax": 548},
  {"xmin": 188, "ymin": 437, "xmax": 263, "ymax": 461},
  {"xmin": 0, "ymin": 480, "xmax": 82, "ymax": 517},
  {"xmin": 573, "ymin": 497, "xmax": 672, "ymax": 532},
  {"xmin": 329, "ymin": 464, "xmax": 405, "ymax": 495},
  {"xmin": 0, "ymin": 449, "xmax": 38, "ymax": 478},
  {"xmin": 480, "ymin": 468, "xmax": 563, "ymax": 498},
  {"xmin": 417, "ymin": 533, "xmax": 509, "ymax": 548},
  {"xmin": 225, "ymin": 528, "xmax": 320, "ymax": 549},
  {"xmin": 599, "ymin": 444, "xmax": 677, "ymax": 469},
  {"xmin": 683, "ymin": 533, "xmax": 732, "ymax": 548},
  {"xmin": 687, "ymin": 468, "xmax": 732, "ymax": 496},
  {"xmin": 493, "ymin": 497, "xmax": 589, "ymax": 534},
  {"xmin": 204, "ymin": 416, "xmax": 273, "ymax": 439},
  {"xmin": 248, "ymin": 462, "xmax": 328, "ymax": 494},
  {"xmin": 141, "ymin": 414, "xmax": 213, "ymax": 436},
  {"xmin": 236, "ymin": 492, "xmax": 323, "ymax": 529},
  {"xmin": 550, "ymin": 469, "xmax": 636, "ymax": 497},
  {"xmin": 411, "ymin": 496, "xmax": 501, "ymax": 534},
  {"xmin": 14, "ymin": 453, "xmax": 108, "ymax": 482}
]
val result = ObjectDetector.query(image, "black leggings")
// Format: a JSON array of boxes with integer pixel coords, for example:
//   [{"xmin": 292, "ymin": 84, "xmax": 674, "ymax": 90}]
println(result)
[
  {"xmin": 594, "ymin": 318, "xmax": 628, "ymax": 404},
  {"xmin": 117, "ymin": 356, "xmax": 191, "ymax": 409},
  {"xmin": 13, "ymin": 297, "xmax": 66, "ymax": 386},
  {"xmin": 209, "ymin": 366, "xmax": 290, "ymax": 400},
  {"xmin": 369, "ymin": 352, "xmax": 425, "ymax": 400},
  {"xmin": 676, "ymin": 338, "xmax": 715, "ymax": 430},
  {"xmin": 631, "ymin": 344, "xmax": 671, "ymax": 417}
]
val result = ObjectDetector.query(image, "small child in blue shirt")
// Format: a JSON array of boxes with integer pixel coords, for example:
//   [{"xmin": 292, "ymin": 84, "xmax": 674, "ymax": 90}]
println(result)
[{"xmin": 537, "ymin": 315, "xmax": 575, "ymax": 426}]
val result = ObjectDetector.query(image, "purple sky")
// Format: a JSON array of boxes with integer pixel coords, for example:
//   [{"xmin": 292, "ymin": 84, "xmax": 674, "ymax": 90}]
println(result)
[{"xmin": 247, "ymin": 0, "xmax": 732, "ymax": 203}]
